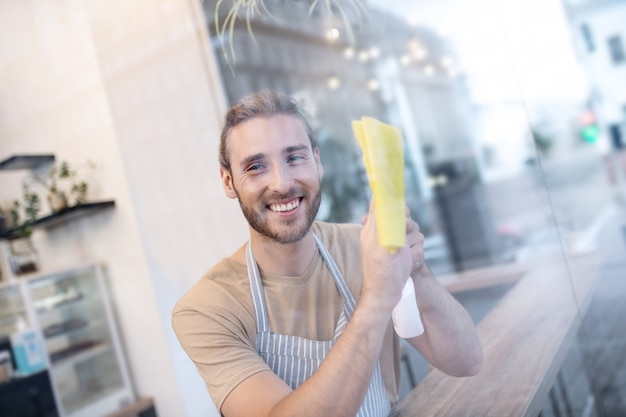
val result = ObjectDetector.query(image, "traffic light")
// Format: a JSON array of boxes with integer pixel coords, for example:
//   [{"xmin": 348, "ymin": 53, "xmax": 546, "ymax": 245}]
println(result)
[{"xmin": 579, "ymin": 111, "xmax": 600, "ymax": 144}]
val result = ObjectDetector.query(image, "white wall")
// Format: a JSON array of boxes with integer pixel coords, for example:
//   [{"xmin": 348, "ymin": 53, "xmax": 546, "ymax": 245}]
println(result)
[{"xmin": 0, "ymin": 0, "xmax": 247, "ymax": 416}]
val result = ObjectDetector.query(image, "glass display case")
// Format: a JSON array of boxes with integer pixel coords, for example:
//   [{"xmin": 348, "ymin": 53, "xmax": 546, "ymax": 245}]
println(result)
[
  {"xmin": 26, "ymin": 264, "xmax": 133, "ymax": 417},
  {"xmin": 0, "ymin": 284, "xmax": 27, "ymax": 340}
]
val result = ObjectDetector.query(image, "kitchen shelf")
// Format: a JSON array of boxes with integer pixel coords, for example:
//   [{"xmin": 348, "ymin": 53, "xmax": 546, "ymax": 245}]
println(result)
[
  {"xmin": 0, "ymin": 201, "xmax": 116, "ymax": 240},
  {"xmin": 0, "ymin": 154, "xmax": 55, "ymax": 170}
]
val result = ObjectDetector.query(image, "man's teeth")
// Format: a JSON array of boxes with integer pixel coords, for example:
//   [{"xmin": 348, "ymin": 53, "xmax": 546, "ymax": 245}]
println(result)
[{"xmin": 270, "ymin": 200, "xmax": 299, "ymax": 212}]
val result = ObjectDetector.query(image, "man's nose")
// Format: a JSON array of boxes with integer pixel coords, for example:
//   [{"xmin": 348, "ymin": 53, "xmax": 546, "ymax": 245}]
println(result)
[{"xmin": 268, "ymin": 163, "xmax": 294, "ymax": 192}]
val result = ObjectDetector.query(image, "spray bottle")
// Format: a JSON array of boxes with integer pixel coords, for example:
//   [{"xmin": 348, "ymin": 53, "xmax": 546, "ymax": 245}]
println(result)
[{"xmin": 10, "ymin": 316, "xmax": 47, "ymax": 374}]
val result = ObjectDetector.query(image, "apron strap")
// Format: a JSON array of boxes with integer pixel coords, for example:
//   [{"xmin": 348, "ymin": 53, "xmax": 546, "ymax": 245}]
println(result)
[
  {"xmin": 246, "ymin": 242, "xmax": 271, "ymax": 333},
  {"xmin": 313, "ymin": 234, "xmax": 356, "ymax": 316}
]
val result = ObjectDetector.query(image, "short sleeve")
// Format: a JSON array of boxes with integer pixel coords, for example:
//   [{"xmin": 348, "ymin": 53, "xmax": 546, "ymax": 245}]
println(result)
[{"xmin": 172, "ymin": 271, "xmax": 269, "ymax": 411}]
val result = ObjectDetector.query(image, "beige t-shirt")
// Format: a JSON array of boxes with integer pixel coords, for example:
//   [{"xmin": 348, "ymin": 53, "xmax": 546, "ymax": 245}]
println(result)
[{"xmin": 172, "ymin": 221, "xmax": 401, "ymax": 412}]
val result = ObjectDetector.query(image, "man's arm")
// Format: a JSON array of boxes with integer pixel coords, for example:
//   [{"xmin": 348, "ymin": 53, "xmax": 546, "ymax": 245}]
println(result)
[
  {"xmin": 404, "ymin": 213, "xmax": 484, "ymax": 377},
  {"xmin": 222, "ymin": 304, "xmax": 390, "ymax": 417},
  {"xmin": 222, "ymin": 203, "xmax": 412, "ymax": 417}
]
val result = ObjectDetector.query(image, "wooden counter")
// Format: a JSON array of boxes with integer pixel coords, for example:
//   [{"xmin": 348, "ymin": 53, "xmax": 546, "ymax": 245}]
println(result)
[{"xmin": 392, "ymin": 254, "xmax": 600, "ymax": 417}]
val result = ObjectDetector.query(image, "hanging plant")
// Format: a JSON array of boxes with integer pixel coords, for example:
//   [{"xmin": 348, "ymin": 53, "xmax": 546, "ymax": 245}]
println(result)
[{"xmin": 213, "ymin": 0, "xmax": 368, "ymax": 65}]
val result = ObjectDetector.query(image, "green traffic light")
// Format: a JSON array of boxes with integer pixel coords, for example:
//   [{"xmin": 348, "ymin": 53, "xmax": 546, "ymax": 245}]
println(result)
[{"xmin": 581, "ymin": 125, "xmax": 600, "ymax": 143}]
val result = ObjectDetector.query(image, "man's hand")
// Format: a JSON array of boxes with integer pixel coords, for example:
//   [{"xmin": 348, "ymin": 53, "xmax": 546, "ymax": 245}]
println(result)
[
  {"xmin": 363, "ymin": 203, "xmax": 484, "ymax": 377},
  {"xmin": 359, "ymin": 200, "xmax": 412, "ymax": 312},
  {"xmin": 404, "ymin": 208, "xmax": 426, "ymax": 276}
]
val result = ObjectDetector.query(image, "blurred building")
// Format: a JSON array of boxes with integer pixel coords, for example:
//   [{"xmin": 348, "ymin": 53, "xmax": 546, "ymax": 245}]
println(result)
[{"xmin": 565, "ymin": 0, "xmax": 626, "ymax": 152}]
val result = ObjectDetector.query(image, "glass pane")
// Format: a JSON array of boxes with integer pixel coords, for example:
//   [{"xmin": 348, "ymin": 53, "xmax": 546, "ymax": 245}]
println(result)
[
  {"xmin": 203, "ymin": 0, "xmax": 626, "ymax": 414},
  {"xmin": 0, "ymin": 285, "xmax": 27, "ymax": 338},
  {"xmin": 53, "ymin": 350, "xmax": 124, "ymax": 414}
]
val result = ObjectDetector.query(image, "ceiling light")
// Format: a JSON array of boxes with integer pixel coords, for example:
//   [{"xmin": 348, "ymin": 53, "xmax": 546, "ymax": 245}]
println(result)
[
  {"xmin": 328, "ymin": 76, "xmax": 340, "ymax": 90},
  {"xmin": 325, "ymin": 28, "xmax": 340, "ymax": 41}
]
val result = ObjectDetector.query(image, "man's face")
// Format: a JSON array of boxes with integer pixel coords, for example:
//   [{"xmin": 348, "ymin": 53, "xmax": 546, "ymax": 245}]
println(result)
[{"xmin": 220, "ymin": 114, "xmax": 324, "ymax": 244}]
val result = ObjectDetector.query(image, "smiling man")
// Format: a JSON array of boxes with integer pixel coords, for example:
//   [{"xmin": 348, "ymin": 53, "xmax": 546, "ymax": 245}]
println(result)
[
  {"xmin": 223, "ymin": 114, "xmax": 322, "ymax": 245},
  {"xmin": 172, "ymin": 91, "xmax": 483, "ymax": 417}
]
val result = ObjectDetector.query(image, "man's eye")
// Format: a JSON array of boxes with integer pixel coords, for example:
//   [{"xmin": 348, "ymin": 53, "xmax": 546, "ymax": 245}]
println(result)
[
  {"xmin": 287, "ymin": 155, "xmax": 304, "ymax": 163},
  {"xmin": 247, "ymin": 164, "xmax": 263, "ymax": 172}
]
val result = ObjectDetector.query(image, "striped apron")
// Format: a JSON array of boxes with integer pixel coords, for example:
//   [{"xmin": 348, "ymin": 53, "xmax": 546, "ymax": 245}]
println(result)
[{"xmin": 246, "ymin": 234, "xmax": 391, "ymax": 417}]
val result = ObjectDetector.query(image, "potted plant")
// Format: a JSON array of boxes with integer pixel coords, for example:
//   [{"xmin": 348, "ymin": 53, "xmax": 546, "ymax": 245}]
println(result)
[
  {"xmin": 7, "ymin": 182, "xmax": 41, "ymax": 275},
  {"xmin": 30, "ymin": 160, "xmax": 94, "ymax": 212}
]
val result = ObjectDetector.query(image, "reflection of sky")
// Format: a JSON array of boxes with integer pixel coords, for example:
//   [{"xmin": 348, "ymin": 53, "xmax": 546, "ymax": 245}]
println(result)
[{"xmin": 379, "ymin": 0, "xmax": 590, "ymax": 104}]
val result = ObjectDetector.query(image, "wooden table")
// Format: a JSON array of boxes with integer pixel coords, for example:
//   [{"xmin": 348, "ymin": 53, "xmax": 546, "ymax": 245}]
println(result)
[{"xmin": 392, "ymin": 253, "xmax": 600, "ymax": 417}]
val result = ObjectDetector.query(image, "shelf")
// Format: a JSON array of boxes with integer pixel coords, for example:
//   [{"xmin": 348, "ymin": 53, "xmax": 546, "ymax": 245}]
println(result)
[
  {"xmin": 0, "ymin": 310, "xmax": 25, "ymax": 322},
  {"xmin": 0, "ymin": 201, "xmax": 116, "ymax": 240},
  {"xmin": 44, "ymin": 319, "xmax": 104, "ymax": 340},
  {"xmin": 33, "ymin": 201, "xmax": 116, "ymax": 228},
  {"xmin": 0, "ymin": 154, "xmax": 55, "ymax": 170},
  {"xmin": 43, "ymin": 318, "xmax": 91, "ymax": 339},
  {"xmin": 49, "ymin": 341, "xmax": 108, "ymax": 369},
  {"xmin": 34, "ymin": 292, "xmax": 84, "ymax": 313}
]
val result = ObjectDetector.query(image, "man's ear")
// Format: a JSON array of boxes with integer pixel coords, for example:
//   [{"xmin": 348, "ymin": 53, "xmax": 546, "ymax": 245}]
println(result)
[
  {"xmin": 220, "ymin": 167, "xmax": 237, "ymax": 199},
  {"xmin": 314, "ymin": 147, "xmax": 324, "ymax": 179}
]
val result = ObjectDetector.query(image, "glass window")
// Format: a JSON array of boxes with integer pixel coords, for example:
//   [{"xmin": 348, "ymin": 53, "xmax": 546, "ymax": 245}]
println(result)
[{"xmin": 204, "ymin": 0, "xmax": 626, "ymax": 414}]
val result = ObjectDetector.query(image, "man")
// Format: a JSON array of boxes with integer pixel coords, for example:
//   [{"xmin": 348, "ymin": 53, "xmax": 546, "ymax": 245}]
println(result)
[{"xmin": 172, "ymin": 91, "xmax": 483, "ymax": 417}]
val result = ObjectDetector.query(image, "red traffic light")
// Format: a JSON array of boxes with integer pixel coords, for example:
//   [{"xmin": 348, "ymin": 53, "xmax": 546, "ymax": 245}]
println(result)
[{"xmin": 579, "ymin": 111, "xmax": 596, "ymax": 125}]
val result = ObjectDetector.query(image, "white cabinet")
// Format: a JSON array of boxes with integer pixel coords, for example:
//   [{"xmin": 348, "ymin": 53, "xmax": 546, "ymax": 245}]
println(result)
[{"xmin": 0, "ymin": 264, "xmax": 134, "ymax": 417}]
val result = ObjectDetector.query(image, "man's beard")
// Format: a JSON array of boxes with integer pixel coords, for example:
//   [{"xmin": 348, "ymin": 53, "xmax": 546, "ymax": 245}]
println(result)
[{"xmin": 234, "ymin": 185, "xmax": 322, "ymax": 244}]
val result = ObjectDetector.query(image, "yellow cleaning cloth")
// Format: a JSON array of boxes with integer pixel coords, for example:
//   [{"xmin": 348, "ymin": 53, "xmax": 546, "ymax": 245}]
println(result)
[{"xmin": 352, "ymin": 117, "xmax": 405, "ymax": 252}]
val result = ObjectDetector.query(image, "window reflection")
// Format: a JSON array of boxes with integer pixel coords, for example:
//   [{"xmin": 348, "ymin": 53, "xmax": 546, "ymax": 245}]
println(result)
[{"xmin": 202, "ymin": 0, "xmax": 621, "ymax": 275}]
